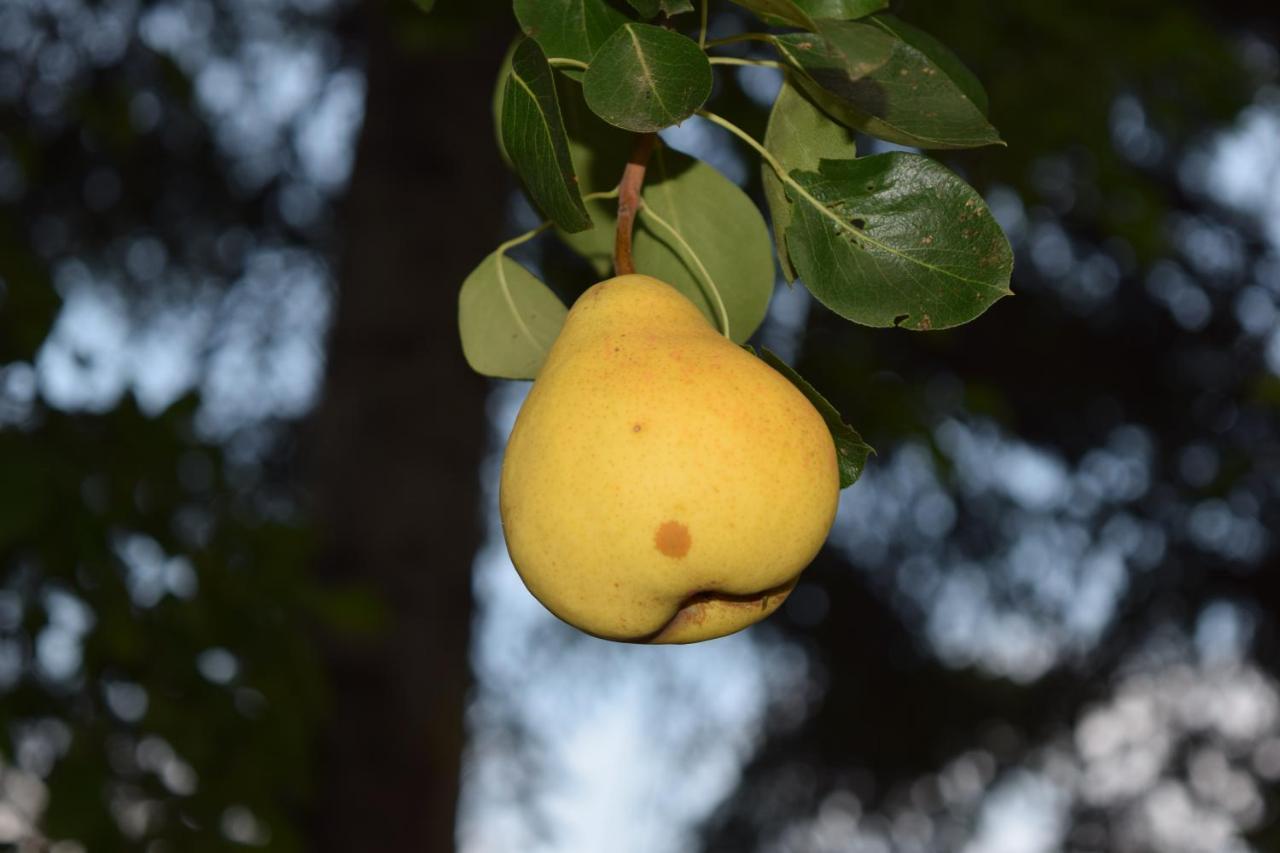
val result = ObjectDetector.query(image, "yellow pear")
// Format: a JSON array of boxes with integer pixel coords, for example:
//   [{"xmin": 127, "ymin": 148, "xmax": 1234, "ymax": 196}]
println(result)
[{"xmin": 499, "ymin": 275, "xmax": 839, "ymax": 643}]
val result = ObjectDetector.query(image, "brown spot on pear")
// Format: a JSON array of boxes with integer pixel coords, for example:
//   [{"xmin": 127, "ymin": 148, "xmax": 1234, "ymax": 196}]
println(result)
[{"xmin": 654, "ymin": 521, "xmax": 691, "ymax": 558}]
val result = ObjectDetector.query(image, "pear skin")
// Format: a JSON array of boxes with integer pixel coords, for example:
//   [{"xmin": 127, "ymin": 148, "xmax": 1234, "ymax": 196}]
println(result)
[{"xmin": 499, "ymin": 275, "xmax": 839, "ymax": 643}]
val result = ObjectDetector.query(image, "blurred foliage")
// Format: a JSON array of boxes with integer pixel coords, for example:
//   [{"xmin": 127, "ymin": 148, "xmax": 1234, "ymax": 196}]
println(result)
[
  {"xmin": 916, "ymin": 0, "xmax": 1253, "ymax": 261},
  {"xmin": 0, "ymin": 0, "xmax": 368, "ymax": 848},
  {"xmin": 0, "ymin": 395, "xmax": 329, "ymax": 850}
]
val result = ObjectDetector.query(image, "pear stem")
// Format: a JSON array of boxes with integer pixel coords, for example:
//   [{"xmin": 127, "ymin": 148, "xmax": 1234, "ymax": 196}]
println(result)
[
  {"xmin": 638, "ymin": 203, "xmax": 732, "ymax": 340},
  {"xmin": 614, "ymin": 132, "xmax": 657, "ymax": 276}
]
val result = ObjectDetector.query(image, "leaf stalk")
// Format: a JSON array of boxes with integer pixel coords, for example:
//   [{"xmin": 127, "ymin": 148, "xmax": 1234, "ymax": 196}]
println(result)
[
  {"xmin": 547, "ymin": 57, "xmax": 590, "ymax": 71},
  {"xmin": 707, "ymin": 57, "xmax": 787, "ymax": 70}
]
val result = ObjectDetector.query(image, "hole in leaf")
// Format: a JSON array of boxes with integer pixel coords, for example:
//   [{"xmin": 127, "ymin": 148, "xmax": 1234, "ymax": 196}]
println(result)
[{"xmin": 892, "ymin": 313, "xmax": 910, "ymax": 327}]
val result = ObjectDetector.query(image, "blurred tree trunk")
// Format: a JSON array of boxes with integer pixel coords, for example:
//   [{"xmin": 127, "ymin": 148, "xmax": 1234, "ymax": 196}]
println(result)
[{"xmin": 308, "ymin": 2, "xmax": 509, "ymax": 849}]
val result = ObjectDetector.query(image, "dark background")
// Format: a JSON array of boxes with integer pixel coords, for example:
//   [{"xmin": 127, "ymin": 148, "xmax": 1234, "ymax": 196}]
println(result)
[{"xmin": 1, "ymin": 0, "xmax": 1279, "ymax": 850}]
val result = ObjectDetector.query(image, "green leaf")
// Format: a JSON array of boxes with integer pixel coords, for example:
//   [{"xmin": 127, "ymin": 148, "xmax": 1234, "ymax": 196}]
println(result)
[
  {"xmin": 410, "ymin": 0, "xmax": 435, "ymax": 12},
  {"xmin": 626, "ymin": 0, "xmax": 696, "ymax": 17},
  {"xmin": 784, "ymin": 153, "xmax": 1013, "ymax": 330},
  {"xmin": 582, "ymin": 23, "xmax": 713, "ymax": 132},
  {"xmin": 727, "ymin": 0, "xmax": 817, "ymax": 30},
  {"xmin": 554, "ymin": 74, "xmax": 637, "ymax": 279},
  {"xmin": 492, "ymin": 39, "xmax": 518, "ymax": 168},
  {"xmin": 458, "ymin": 251, "xmax": 569, "ymax": 379},
  {"xmin": 514, "ymin": 0, "xmax": 628, "ymax": 73},
  {"xmin": 867, "ymin": 14, "xmax": 988, "ymax": 114},
  {"xmin": 559, "ymin": 74, "xmax": 632, "ymax": 201},
  {"xmin": 750, "ymin": 346, "xmax": 872, "ymax": 488},
  {"xmin": 501, "ymin": 39, "xmax": 593, "ymax": 233},
  {"xmin": 763, "ymin": 77, "xmax": 857, "ymax": 282},
  {"xmin": 775, "ymin": 20, "xmax": 1001, "ymax": 149},
  {"xmin": 560, "ymin": 143, "xmax": 774, "ymax": 343},
  {"xmin": 793, "ymin": 0, "xmax": 886, "ymax": 20}
]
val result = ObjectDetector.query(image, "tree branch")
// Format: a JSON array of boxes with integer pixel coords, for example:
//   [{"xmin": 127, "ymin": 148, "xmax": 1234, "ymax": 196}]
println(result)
[{"xmin": 614, "ymin": 132, "xmax": 657, "ymax": 276}]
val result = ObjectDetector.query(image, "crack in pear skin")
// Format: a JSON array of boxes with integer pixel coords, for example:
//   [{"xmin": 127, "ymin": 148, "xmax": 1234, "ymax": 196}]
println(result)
[{"xmin": 632, "ymin": 578, "xmax": 800, "ymax": 644}]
